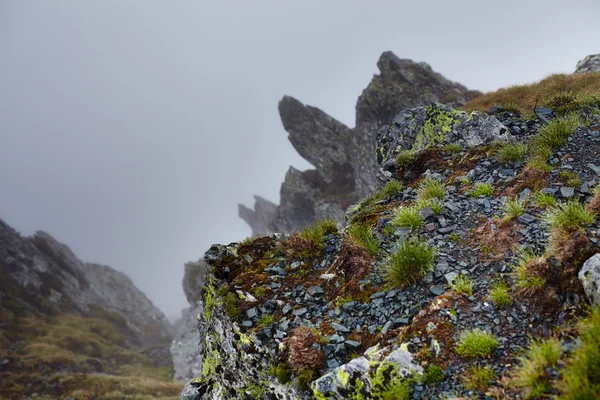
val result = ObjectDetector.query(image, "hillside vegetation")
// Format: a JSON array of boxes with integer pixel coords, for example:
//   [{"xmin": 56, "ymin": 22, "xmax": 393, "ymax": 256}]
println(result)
[
  {"xmin": 464, "ymin": 72, "xmax": 600, "ymax": 115},
  {"xmin": 0, "ymin": 306, "xmax": 182, "ymax": 400}
]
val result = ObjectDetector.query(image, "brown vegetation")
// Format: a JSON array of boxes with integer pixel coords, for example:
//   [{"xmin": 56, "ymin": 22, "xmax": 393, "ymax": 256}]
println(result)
[
  {"xmin": 464, "ymin": 72, "xmax": 600, "ymax": 115},
  {"xmin": 283, "ymin": 327, "xmax": 325, "ymax": 372},
  {"xmin": 473, "ymin": 218, "xmax": 522, "ymax": 261}
]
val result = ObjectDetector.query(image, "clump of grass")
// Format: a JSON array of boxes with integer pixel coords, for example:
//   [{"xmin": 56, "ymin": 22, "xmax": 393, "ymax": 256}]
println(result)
[
  {"xmin": 463, "ymin": 365, "xmax": 495, "ymax": 390},
  {"xmin": 415, "ymin": 198, "xmax": 444, "ymax": 215},
  {"xmin": 448, "ymin": 232, "xmax": 461, "ymax": 242},
  {"xmin": 423, "ymin": 364, "xmax": 444, "ymax": 385},
  {"xmin": 512, "ymin": 337, "xmax": 562, "ymax": 399},
  {"xmin": 456, "ymin": 176, "xmax": 471, "ymax": 185},
  {"xmin": 417, "ymin": 177, "xmax": 446, "ymax": 201},
  {"xmin": 488, "ymin": 280, "xmax": 512, "ymax": 308},
  {"xmin": 533, "ymin": 191, "xmax": 557, "ymax": 209},
  {"xmin": 556, "ymin": 306, "xmax": 600, "ymax": 399},
  {"xmin": 503, "ymin": 197, "xmax": 527, "ymax": 220},
  {"xmin": 558, "ymin": 170, "xmax": 581, "ymax": 188},
  {"xmin": 542, "ymin": 200, "xmax": 597, "ymax": 232},
  {"xmin": 452, "ymin": 274, "xmax": 473, "ymax": 296},
  {"xmin": 379, "ymin": 180, "xmax": 404, "ymax": 199},
  {"xmin": 269, "ymin": 363, "xmax": 292, "ymax": 384},
  {"xmin": 497, "ymin": 142, "xmax": 529, "ymax": 164},
  {"xmin": 525, "ymin": 153, "xmax": 554, "ymax": 174},
  {"xmin": 443, "ymin": 143, "xmax": 463, "ymax": 154},
  {"xmin": 513, "ymin": 249, "xmax": 546, "ymax": 295},
  {"xmin": 385, "ymin": 237, "xmax": 437, "ymax": 289},
  {"xmin": 300, "ymin": 219, "xmax": 338, "ymax": 247},
  {"xmin": 347, "ymin": 224, "xmax": 379, "ymax": 256},
  {"xmin": 545, "ymin": 92, "xmax": 600, "ymax": 116},
  {"xmin": 534, "ymin": 114, "xmax": 582, "ymax": 149},
  {"xmin": 389, "ymin": 206, "xmax": 424, "ymax": 231},
  {"xmin": 256, "ymin": 314, "xmax": 275, "ymax": 328},
  {"xmin": 471, "ymin": 183, "xmax": 494, "ymax": 197},
  {"xmin": 297, "ymin": 369, "xmax": 318, "ymax": 389},
  {"xmin": 396, "ymin": 149, "xmax": 417, "ymax": 168},
  {"xmin": 455, "ymin": 329, "xmax": 499, "ymax": 358}
]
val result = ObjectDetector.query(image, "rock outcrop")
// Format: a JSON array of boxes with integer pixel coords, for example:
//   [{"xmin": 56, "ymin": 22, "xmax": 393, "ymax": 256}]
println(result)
[
  {"xmin": 376, "ymin": 102, "xmax": 512, "ymax": 169},
  {"xmin": 0, "ymin": 219, "xmax": 173, "ymax": 361},
  {"xmin": 239, "ymin": 51, "xmax": 481, "ymax": 235},
  {"xmin": 171, "ymin": 259, "xmax": 207, "ymax": 381},
  {"xmin": 180, "ymin": 82, "xmax": 600, "ymax": 398},
  {"xmin": 575, "ymin": 54, "xmax": 600, "ymax": 74}
]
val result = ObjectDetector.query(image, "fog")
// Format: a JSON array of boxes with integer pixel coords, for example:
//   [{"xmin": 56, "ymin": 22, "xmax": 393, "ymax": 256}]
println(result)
[{"xmin": 1, "ymin": 0, "xmax": 598, "ymax": 319}]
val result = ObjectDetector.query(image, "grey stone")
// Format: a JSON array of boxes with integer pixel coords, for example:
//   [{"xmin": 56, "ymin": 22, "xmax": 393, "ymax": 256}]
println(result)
[
  {"xmin": 579, "ymin": 254, "xmax": 600, "ymax": 306},
  {"xmin": 560, "ymin": 187, "xmax": 575, "ymax": 198}
]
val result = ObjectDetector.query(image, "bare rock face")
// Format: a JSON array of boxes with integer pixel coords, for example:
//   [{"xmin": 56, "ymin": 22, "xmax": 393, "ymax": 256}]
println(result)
[
  {"xmin": 239, "ymin": 51, "xmax": 480, "ymax": 235},
  {"xmin": 171, "ymin": 259, "xmax": 208, "ymax": 381},
  {"xmin": 0, "ymin": 218, "xmax": 173, "ymax": 364},
  {"xmin": 575, "ymin": 54, "xmax": 600, "ymax": 74}
]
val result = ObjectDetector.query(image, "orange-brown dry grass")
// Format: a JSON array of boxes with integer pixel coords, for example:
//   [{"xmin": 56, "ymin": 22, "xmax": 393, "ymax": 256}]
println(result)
[
  {"xmin": 408, "ymin": 292, "xmax": 465, "ymax": 366},
  {"xmin": 464, "ymin": 72, "xmax": 600, "ymax": 115},
  {"xmin": 587, "ymin": 193, "xmax": 600, "ymax": 214},
  {"xmin": 473, "ymin": 218, "xmax": 522, "ymax": 261},
  {"xmin": 283, "ymin": 327, "xmax": 324, "ymax": 372},
  {"xmin": 503, "ymin": 168, "xmax": 550, "ymax": 198}
]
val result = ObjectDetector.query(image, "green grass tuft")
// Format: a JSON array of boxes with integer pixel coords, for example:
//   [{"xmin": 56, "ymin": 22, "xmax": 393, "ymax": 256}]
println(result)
[
  {"xmin": 455, "ymin": 329, "xmax": 499, "ymax": 358},
  {"xmin": 557, "ymin": 306, "xmax": 600, "ymax": 399},
  {"xmin": 463, "ymin": 365, "xmax": 495, "ymax": 390},
  {"xmin": 385, "ymin": 237, "xmax": 437, "ymax": 289},
  {"xmin": 489, "ymin": 280, "xmax": 512, "ymax": 308},
  {"xmin": 380, "ymin": 180, "xmax": 404, "ymax": 199},
  {"xmin": 512, "ymin": 337, "xmax": 562, "ymax": 399},
  {"xmin": 347, "ymin": 224, "xmax": 379, "ymax": 256},
  {"xmin": 542, "ymin": 200, "xmax": 597, "ymax": 232},
  {"xmin": 415, "ymin": 198, "xmax": 444, "ymax": 215},
  {"xmin": 417, "ymin": 177, "xmax": 446, "ymax": 201},
  {"xmin": 497, "ymin": 142, "xmax": 529, "ymax": 164},
  {"xmin": 423, "ymin": 364, "xmax": 444, "ymax": 386},
  {"xmin": 533, "ymin": 191, "xmax": 557, "ymax": 209},
  {"xmin": 389, "ymin": 206, "xmax": 424, "ymax": 231},
  {"xmin": 503, "ymin": 197, "xmax": 527, "ymax": 220},
  {"xmin": 558, "ymin": 170, "xmax": 581, "ymax": 188},
  {"xmin": 471, "ymin": 183, "xmax": 494, "ymax": 197},
  {"xmin": 396, "ymin": 149, "xmax": 418, "ymax": 168},
  {"xmin": 452, "ymin": 274, "xmax": 473, "ymax": 296},
  {"xmin": 534, "ymin": 114, "xmax": 582, "ymax": 149},
  {"xmin": 443, "ymin": 143, "xmax": 463, "ymax": 154},
  {"xmin": 513, "ymin": 249, "xmax": 546, "ymax": 295}
]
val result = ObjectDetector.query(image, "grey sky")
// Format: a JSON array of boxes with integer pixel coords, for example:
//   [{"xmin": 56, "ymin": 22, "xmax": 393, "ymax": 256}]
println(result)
[{"xmin": 1, "ymin": 0, "xmax": 598, "ymax": 318}]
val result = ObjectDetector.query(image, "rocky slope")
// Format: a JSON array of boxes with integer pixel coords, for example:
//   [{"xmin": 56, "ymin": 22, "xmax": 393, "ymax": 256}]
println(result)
[
  {"xmin": 0, "ymin": 220, "xmax": 179, "ymax": 398},
  {"xmin": 239, "ymin": 51, "xmax": 481, "ymax": 235},
  {"xmin": 180, "ymin": 57, "xmax": 600, "ymax": 399}
]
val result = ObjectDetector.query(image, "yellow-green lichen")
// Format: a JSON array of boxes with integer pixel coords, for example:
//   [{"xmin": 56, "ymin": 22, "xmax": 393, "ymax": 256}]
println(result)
[{"xmin": 202, "ymin": 349, "xmax": 220, "ymax": 377}]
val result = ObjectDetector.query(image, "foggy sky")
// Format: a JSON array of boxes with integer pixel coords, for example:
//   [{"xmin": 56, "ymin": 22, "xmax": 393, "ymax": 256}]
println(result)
[{"xmin": 1, "ymin": 0, "xmax": 599, "ymax": 319}]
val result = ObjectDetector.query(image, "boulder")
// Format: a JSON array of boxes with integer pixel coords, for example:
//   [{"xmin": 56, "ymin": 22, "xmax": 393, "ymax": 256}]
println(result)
[
  {"xmin": 312, "ymin": 345, "xmax": 423, "ymax": 399},
  {"xmin": 575, "ymin": 54, "xmax": 600, "ymax": 74},
  {"xmin": 376, "ymin": 102, "xmax": 511, "ymax": 167},
  {"xmin": 579, "ymin": 253, "xmax": 600, "ymax": 306}
]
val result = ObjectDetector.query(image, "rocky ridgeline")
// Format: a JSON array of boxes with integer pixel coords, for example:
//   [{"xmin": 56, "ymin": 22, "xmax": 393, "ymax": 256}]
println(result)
[
  {"xmin": 179, "ymin": 57, "xmax": 600, "ymax": 399},
  {"xmin": 0, "ymin": 220, "xmax": 174, "ymax": 361},
  {"xmin": 239, "ymin": 51, "xmax": 481, "ymax": 236}
]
